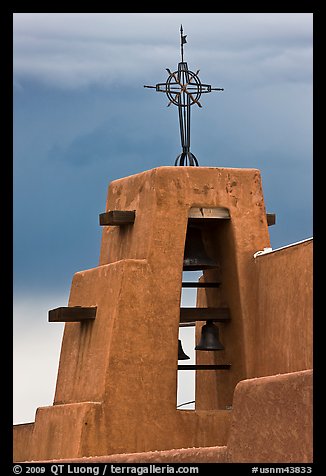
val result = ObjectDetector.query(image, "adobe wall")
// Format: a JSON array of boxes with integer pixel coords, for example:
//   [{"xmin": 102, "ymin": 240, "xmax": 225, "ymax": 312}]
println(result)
[
  {"xmin": 33, "ymin": 370, "xmax": 313, "ymax": 464},
  {"xmin": 13, "ymin": 423, "xmax": 34, "ymax": 463},
  {"xmin": 227, "ymin": 369, "xmax": 313, "ymax": 463},
  {"xmin": 251, "ymin": 239, "xmax": 313, "ymax": 377}
]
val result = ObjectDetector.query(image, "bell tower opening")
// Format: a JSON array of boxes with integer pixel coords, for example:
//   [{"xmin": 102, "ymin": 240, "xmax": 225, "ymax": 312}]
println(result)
[
  {"xmin": 176, "ymin": 271, "xmax": 201, "ymax": 411},
  {"xmin": 177, "ymin": 207, "xmax": 234, "ymax": 411}
]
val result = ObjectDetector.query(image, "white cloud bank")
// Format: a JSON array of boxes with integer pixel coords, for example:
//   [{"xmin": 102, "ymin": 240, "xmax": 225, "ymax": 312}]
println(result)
[
  {"xmin": 13, "ymin": 13, "xmax": 312, "ymax": 90},
  {"xmin": 13, "ymin": 293, "xmax": 67, "ymax": 424}
]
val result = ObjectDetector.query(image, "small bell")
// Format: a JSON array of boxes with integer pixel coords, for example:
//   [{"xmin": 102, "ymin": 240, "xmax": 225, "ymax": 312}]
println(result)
[
  {"xmin": 178, "ymin": 339, "xmax": 190, "ymax": 360},
  {"xmin": 195, "ymin": 321, "xmax": 224, "ymax": 351}
]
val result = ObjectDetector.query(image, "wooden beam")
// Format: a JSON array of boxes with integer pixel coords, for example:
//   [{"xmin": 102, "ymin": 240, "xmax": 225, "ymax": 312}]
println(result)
[
  {"xmin": 188, "ymin": 207, "xmax": 230, "ymax": 219},
  {"xmin": 188, "ymin": 207, "xmax": 230, "ymax": 226},
  {"xmin": 180, "ymin": 307, "xmax": 230, "ymax": 323},
  {"xmin": 178, "ymin": 364, "xmax": 231, "ymax": 370},
  {"xmin": 49, "ymin": 306, "xmax": 97, "ymax": 323},
  {"xmin": 187, "ymin": 207, "xmax": 276, "ymax": 227},
  {"xmin": 99, "ymin": 210, "xmax": 135, "ymax": 226},
  {"xmin": 266, "ymin": 213, "xmax": 276, "ymax": 226},
  {"xmin": 182, "ymin": 282, "xmax": 220, "ymax": 288}
]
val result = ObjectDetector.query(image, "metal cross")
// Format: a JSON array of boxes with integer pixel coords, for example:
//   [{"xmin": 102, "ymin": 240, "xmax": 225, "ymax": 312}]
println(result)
[{"xmin": 144, "ymin": 25, "xmax": 224, "ymax": 166}]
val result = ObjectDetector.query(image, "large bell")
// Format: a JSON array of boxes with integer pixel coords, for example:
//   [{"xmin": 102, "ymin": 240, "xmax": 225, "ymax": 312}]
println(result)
[
  {"xmin": 183, "ymin": 226, "xmax": 218, "ymax": 271},
  {"xmin": 195, "ymin": 321, "xmax": 225, "ymax": 351},
  {"xmin": 178, "ymin": 339, "xmax": 190, "ymax": 360}
]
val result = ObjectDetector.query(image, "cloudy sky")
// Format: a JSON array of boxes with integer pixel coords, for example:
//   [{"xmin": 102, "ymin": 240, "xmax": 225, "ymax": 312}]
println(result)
[{"xmin": 13, "ymin": 13, "xmax": 313, "ymax": 424}]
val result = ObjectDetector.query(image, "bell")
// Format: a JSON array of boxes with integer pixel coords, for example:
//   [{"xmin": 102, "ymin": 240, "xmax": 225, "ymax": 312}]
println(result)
[
  {"xmin": 195, "ymin": 321, "xmax": 225, "ymax": 351},
  {"xmin": 178, "ymin": 339, "xmax": 190, "ymax": 360},
  {"xmin": 183, "ymin": 226, "xmax": 218, "ymax": 271}
]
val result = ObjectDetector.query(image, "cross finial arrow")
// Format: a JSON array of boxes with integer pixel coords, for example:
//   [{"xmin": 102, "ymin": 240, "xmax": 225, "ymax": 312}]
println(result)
[
  {"xmin": 180, "ymin": 24, "xmax": 187, "ymax": 62},
  {"xmin": 144, "ymin": 27, "xmax": 224, "ymax": 166}
]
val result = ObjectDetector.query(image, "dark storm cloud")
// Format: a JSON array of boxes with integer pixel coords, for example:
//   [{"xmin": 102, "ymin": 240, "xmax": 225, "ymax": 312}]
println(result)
[{"xmin": 13, "ymin": 13, "xmax": 312, "ymax": 90}]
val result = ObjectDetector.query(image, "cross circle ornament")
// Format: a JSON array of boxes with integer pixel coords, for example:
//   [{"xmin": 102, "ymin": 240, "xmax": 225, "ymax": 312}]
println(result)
[
  {"xmin": 144, "ymin": 25, "xmax": 224, "ymax": 166},
  {"xmin": 163, "ymin": 67, "xmax": 203, "ymax": 107}
]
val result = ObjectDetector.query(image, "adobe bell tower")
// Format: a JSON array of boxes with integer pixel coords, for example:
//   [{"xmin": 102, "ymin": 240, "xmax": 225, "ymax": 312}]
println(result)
[{"xmin": 13, "ymin": 165, "xmax": 274, "ymax": 461}]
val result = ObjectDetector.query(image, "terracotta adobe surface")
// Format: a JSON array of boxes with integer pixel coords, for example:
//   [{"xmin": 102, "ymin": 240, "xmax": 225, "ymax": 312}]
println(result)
[
  {"xmin": 13, "ymin": 167, "xmax": 312, "ymax": 462},
  {"xmin": 17, "ymin": 370, "xmax": 312, "ymax": 463}
]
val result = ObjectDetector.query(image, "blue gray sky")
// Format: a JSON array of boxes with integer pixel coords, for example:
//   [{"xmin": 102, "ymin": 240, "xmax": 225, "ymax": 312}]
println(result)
[{"xmin": 13, "ymin": 13, "xmax": 313, "ymax": 423}]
